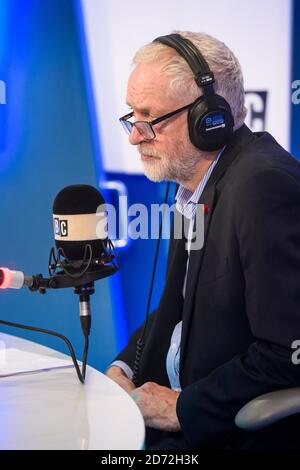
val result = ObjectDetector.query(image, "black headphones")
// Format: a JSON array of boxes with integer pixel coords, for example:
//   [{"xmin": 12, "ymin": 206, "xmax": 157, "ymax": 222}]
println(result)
[{"xmin": 153, "ymin": 33, "xmax": 234, "ymax": 151}]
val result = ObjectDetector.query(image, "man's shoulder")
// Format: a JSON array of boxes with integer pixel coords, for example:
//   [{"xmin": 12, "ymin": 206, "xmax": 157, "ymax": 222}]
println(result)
[{"xmin": 230, "ymin": 126, "xmax": 300, "ymax": 182}]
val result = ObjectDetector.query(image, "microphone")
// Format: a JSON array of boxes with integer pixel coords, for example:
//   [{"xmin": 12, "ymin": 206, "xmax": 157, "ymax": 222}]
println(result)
[
  {"xmin": 0, "ymin": 185, "xmax": 118, "ymax": 291},
  {"xmin": 53, "ymin": 184, "xmax": 108, "ymax": 261},
  {"xmin": 0, "ymin": 184, "xmax": 119, "ymax": 383},
  {"xmin": 50, "ymin": 184, "xmax": 118, "ymax": 288}
]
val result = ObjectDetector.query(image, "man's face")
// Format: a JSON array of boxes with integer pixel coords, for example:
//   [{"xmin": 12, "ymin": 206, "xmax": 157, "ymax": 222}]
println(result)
[{"xmin": 126, "ymin": 62, "xmax": 202, "ymax": 185}]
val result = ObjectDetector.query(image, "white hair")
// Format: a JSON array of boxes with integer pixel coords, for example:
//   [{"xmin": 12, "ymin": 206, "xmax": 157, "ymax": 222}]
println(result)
[{"xmin": 133, "ymin": 31, "xmax": 247, "ymax": 130}]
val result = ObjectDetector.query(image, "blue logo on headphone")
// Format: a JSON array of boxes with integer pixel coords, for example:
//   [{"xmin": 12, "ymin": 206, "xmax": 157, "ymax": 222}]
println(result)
[{"xmin": 205, "ymin": 114, "xmax": 225, "ymax": 129}]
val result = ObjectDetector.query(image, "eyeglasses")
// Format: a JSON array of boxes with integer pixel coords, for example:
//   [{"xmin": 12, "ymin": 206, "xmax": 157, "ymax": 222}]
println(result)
[{"xmin": 119, "ymin": 100, "xmax": 196, "ymax": 141}]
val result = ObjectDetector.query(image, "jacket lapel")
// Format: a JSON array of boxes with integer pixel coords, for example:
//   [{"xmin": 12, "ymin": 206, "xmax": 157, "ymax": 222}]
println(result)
[{"xmin": 179, "ymin": 125, "xmax": 255, "ymax": 376}]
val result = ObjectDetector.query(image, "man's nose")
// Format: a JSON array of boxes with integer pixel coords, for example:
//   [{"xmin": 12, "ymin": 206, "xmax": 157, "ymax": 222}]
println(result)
[{"xmin": 129, "ymin": 126, "xmax": 147, "ymax": 145}]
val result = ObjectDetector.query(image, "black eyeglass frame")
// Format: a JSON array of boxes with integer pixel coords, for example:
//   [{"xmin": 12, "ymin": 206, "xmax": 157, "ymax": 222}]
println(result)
[{"xmin": 119, "ymin": 100, "xmax": 196, "ymax": 140}]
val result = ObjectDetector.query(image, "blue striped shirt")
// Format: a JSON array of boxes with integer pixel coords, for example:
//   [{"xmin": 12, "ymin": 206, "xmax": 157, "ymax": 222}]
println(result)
[{"xmin": 166, "ymin": 150, "xmax": 223, "ymax": 390}]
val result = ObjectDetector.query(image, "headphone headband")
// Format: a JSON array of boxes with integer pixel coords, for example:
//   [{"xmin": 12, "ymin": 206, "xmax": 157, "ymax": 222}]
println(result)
[{"xmin": 153, "ymin": 33, "xmax": 215, "ymax": 91}]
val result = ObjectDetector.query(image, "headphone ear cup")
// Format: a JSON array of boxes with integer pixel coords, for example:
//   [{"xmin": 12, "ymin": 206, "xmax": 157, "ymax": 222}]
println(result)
[{"xmin": 188, "ymin": 95, "xmax": 234, "ymax": 151}]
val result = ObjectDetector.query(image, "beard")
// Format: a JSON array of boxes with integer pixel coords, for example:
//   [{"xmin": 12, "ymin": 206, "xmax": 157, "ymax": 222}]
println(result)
[{"xmin": 138, "ymin": 141, "xmax": 201, "ymax": 185}]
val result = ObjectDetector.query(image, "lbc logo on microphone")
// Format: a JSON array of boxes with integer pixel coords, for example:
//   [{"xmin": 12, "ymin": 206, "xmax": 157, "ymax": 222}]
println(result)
[{"xmin": 54, "ymin": 218, "xmax": 68, "ymax": 237}]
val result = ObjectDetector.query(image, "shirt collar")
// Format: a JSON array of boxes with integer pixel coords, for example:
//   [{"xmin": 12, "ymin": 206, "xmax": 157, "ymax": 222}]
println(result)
[{"xmin": 175, "ymin": 148, "xmax": 224, "ymax": 219}]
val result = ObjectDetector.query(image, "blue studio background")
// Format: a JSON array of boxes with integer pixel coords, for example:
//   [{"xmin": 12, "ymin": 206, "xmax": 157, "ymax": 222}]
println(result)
[
  {"xmin": 0, "ymin": 0, "xmax": 118, "ymax": 370},
  {"xmin": 0, "ymin": 0, "xmax": 299, "ymax": 372}
]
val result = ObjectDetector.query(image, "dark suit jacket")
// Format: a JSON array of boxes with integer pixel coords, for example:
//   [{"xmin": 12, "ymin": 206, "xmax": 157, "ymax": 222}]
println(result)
[{"xmin": 114, "ymin": 124, "xmax": 300, "ymax": 449}]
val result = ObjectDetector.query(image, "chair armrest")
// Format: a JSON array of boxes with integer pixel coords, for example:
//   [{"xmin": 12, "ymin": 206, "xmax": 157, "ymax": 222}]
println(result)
[{"xmin": 235, "ymin": 387, "xmax": 300, "ymax": 431}]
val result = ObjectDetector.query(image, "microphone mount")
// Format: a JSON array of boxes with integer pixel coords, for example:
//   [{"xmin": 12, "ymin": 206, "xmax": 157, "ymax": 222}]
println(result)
[
  {"xmin": 0, "ymin": 242, "xmax": 119, "ymax": 384},
  {"xmin": 27, "ymin": 239, "xmax": 119, "ymax": 293}
]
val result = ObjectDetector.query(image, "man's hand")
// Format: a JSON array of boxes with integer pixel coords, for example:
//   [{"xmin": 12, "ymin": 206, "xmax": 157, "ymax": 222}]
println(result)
[
  {"xmin": 106, "ymin": 366, "xmax": 136, "ymax": 394},
  {"xmin": 130, "ymin": 382, "xmax": 181, "ymax": 432}
]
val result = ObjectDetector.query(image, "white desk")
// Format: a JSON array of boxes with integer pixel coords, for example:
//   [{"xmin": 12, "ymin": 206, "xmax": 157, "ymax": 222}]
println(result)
[{"xmin": 0, "ymin": 333, "xmax": 145, "ymax": 450}]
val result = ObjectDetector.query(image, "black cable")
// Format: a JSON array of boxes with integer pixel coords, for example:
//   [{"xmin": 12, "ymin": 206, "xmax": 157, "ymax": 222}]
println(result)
[
  {"xmin": 132, "ymin": 182, "xmax": 170, "ymax": 386},
  {"xmin": 80, "ymin": 314, "xmax": 91, "ymax": 380},
  {"xmin": 82, "ymin": 335, "xmax": 89, "ymax": 380},
  {"xmin": 0, "ymin": 319, "xmax": 88, "ymax": 384}
]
